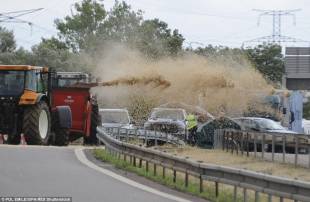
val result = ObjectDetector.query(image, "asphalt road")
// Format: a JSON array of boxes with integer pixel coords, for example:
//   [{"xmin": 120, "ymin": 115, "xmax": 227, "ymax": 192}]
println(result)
[{"xmin": 0, "ymin": 145, "xmax": 190, "ymax": 202}]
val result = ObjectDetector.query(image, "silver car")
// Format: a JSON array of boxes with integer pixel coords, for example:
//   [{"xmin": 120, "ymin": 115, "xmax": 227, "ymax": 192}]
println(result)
[
  {"xmin": 144, "ymin": 108, "xmax": 187, "ymax": 135},
  {"xmin": 99, "ymin": 109, "xmax": 135, "ymax": 132}
]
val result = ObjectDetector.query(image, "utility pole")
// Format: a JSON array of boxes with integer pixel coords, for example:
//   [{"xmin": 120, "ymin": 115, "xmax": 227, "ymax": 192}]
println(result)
[{"xmin": 244, "ymin": 9, "xmax": 307, "ymax": 45}]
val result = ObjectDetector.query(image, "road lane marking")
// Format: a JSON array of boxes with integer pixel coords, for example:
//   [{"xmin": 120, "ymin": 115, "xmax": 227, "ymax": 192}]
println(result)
[{"xmin": 75, "ymin": 148, "xmax": 192, "ymax": 202}]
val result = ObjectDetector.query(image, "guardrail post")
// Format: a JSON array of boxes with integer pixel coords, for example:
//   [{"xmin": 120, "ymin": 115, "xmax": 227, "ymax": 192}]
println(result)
[
  {"xmin": 133, "ymin": 156, "xmax": 136, "ymax": 167},
  {"xmin": 139, "ymin": 159, "xmax": 142, "ymax": 168},
  {"xmin": 272, "ymin": 134, "xmax": 275, "ymax": 162},
  {"xmin": 173, "ymin": 170, "xmax": 176, "ymax": 183},
  {"xmin": 243, "ymin": 188, "xmax": 247, "ymax": 202},
  {"xmin": 268, "ymin": 194, "xmax": 272, "ymax": 202},
  {"xmin": 185, "ymin": 171, "xmax": 188, "ymax": 188},
  {"xmin": 215, "ymin": 182, "xmax": 219, "ymax": 198},
  {"xmin": 282, "ymin": 135, "xmax": 286, "ymax": 163},
  {"xmin": 254, "ymin": 191, "xmax": 259, "ymax": 202},
  {"xmin": 295, "ymin": 136, "xmax": 299, "ymax": 167},
  {"xmin": 153, "ymin": 164, "xmax": 157, "ymax": 176},
  {"xmin": 124, "ymin": 154, "xmax": 127, "ymax": 161},
  {"xmin": 162, "ymin": 167, "xmax": 166, "ymax": 178},
  {"xmin": 233, "ymin": 186, "xmax": 237, "ymax": 202},
  {"xmin": 146, "ymin": 161, "xmax": 149, "ymax": 172},
  {"xmin": 199, "ymin": 175, "xmax": 203, "ymax": 193},
  {"xmin": 130, "ymin": 155, "xmax": 133, "ymax": 164}
]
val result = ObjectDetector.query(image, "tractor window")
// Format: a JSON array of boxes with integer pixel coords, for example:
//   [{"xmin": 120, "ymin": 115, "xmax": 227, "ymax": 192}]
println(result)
[
  {"xmin": 0, "ymin": 71, "xmax": 25, "ymax": 96},
  {"xmin": 25, "ymin": 70, "xmax": 37, "ymax": 92},
  {"xmin": 36, "ymin": 72, "xmax": 45, "ymax": 92}
]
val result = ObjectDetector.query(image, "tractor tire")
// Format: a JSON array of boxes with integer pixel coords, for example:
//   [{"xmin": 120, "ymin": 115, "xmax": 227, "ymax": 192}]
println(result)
[
  {"xmin": 22, "ymin": 102, "xmax": 51, "ymax": 145},
  {"xmin": 52, "ymin": 111, "xmax": 69, "ymax": 146},
  {"xmin": 84, "ymin": 104, "xmax": 100, "ymax": 145},
  {"xmin": 54, "ymin": 128, "xmax": 69, "ymax": 146}
]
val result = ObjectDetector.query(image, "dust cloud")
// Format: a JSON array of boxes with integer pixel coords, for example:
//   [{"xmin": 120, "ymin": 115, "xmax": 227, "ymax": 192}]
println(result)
[{"xmin": 91, "ymin": 43, "xmax": 273, "ymax": 117}]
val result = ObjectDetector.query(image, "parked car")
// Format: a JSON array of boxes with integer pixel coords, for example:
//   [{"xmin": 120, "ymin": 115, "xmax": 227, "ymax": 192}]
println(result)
[
  {"xmin": 233, "ymin": 117, "xmax": 302, "ymax": 153},
  {"xmin": 233, "ymin": 117, "xmax": 296, "ymax": 134},
  {"xmin": 99, "ymin": 109, "xmax": 135, "ymax": 131},
  {"xmin": 144, "ymin": 108, "xmax": 187, "ymax": 135}
]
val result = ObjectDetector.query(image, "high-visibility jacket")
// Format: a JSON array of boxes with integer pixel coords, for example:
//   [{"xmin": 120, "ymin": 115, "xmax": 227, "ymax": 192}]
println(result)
[{"xmin": 186, "ymin": 114, "xmax": 198, "ymax": 130}]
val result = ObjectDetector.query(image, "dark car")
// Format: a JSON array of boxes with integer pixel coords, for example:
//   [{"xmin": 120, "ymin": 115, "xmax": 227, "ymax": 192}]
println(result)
[
  {"xmin": 233, "ymin": 117, "xmax": 296, "ymax": 134},
  {"xmin": 233, "ymin": 117, "xmax": 301, "ymax": 153}
]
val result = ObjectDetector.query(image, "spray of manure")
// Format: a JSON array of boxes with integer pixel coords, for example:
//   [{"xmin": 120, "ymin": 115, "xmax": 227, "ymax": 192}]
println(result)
[
  {"xmin": 91, "ymin": 43, "xmax": 273, "ymax": 119},
  {"xmin": 98, "ymin": 75, "xmax": 170, "ymax": 89}
]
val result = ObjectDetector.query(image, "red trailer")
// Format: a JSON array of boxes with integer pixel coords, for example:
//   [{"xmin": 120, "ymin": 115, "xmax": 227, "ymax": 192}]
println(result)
[{"xmin": 51, "ymin": 72, "xmax": 99, "ymax": 145}]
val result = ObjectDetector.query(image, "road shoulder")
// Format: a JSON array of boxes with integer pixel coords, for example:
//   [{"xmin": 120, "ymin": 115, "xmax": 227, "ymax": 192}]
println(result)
[{"xmin": 81, "ymin": 148, "xmax": 209, "ymax": 202}]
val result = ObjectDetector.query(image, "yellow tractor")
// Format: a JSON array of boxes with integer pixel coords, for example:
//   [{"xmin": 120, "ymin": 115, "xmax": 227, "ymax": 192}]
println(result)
[{"xmin": 0, "ymin": 65, "xmax": 72, "ymax": 145}]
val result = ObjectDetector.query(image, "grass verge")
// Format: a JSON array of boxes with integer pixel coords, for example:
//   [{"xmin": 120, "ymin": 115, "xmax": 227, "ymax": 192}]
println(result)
[{"xmin": 93, "ymin": 148, "xmax": 251, "ymax": 202}]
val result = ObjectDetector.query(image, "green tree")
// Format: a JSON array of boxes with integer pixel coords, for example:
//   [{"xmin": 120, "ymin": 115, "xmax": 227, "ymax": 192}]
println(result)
[
  {"xmin": 30, "ymin": 37, "xmax": 85, "ymax": 71},
  {"xmin": 55, "ymin": 0, "xmax": 184, "ymax": 58},
  {"xmin": 55, "ymin": 0, "xmax": 107, "ymax": 52},
  {"xmin": 138, "ymin": 19, "xmax": 184, "ymax": 58},
  {"xmin": 0, "ymin": 27, "xmax": 16, "ymax": 53},
  {"xmin": 246, "ymin": 44, "xmax": 284, "ymax": 83},
  {"xmin": 101, "ymin": 1, "xmax": 142, "ymax": 43}
]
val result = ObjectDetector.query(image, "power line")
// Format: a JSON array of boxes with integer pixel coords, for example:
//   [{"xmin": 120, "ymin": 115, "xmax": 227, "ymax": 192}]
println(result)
[
  {"xmin": 0, "ymin": 8, "xmax": 43, "ymax": 25},
  {"xmin": 244, "ymin": 9, "xmax": 308, "ymax": 46}
]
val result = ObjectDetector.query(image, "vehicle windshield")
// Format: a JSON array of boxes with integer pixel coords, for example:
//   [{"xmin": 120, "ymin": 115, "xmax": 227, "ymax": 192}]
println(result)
[
  {"xmin": 100, "ymin": 111, "xmax": 130, "ymax": 124},
  {"xmin": 256, "ymin": 119, "xmax": 285, "ymax": 130},
  {"xmin": 151, "ymin": 109, "xmax": 185, "ymax": 120},
  {"xmin": 57, "ymin": 78, "xmax": 86, "ymax": 87},
  {"xmin": 0, "ymin": 71, "xmax": 25, "ymax": 96}
]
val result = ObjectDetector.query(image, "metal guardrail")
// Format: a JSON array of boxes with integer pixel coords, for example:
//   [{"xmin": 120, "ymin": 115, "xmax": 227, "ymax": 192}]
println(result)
[
  {"xmin": 97, "ymin": 126, "xmax": 310, "ymax": 202},
  {"xmin": 214, "ymin": 129, "xmax": 310, "ymax": 168},
  {"xmin": 103, "ymin": 127, "xmax": 185, "ymax": 145}
]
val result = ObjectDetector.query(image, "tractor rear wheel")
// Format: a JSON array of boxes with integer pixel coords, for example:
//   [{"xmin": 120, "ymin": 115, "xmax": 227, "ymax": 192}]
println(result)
[
  {"xmin": 84, "ymin": 103, "xmax": 100, "ymax": 145},
  {"xmin": 22, "ymin": 102, "xmax": 51, "ymax": 145}
]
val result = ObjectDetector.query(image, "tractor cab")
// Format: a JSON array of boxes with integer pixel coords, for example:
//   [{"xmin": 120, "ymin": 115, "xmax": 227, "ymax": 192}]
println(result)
[
  {"xmin": 0, "ymin": 65, "xmax": 72, "ymax": 145},
  {"xmin": 0, "ymin": 66, "xmax": 48, "ymax": 103}
]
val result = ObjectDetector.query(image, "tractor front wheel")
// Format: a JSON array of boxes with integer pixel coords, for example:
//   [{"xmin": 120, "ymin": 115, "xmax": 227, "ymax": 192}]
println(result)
[{"xmin": 22, "ymin": 102, "xmax": 51, "ymax": 145}]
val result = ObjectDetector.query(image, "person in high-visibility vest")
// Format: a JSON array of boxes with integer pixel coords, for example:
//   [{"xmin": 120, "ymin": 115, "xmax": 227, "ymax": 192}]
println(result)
[{"xmin": 186, "ymin": 114, "xmax": 198, "ymax": 145}]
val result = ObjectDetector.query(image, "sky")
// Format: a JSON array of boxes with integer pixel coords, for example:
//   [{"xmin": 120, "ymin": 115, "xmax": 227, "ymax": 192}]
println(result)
[{"xmin": 1, "ymin": 0, "xmax": 310, "ymax": 49}]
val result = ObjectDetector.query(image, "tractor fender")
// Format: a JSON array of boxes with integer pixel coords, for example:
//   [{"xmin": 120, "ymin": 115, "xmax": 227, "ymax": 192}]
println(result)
[{"xmin": 53, "ymin": 106, "xmax": 72, "ymax": 129}]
